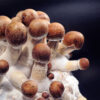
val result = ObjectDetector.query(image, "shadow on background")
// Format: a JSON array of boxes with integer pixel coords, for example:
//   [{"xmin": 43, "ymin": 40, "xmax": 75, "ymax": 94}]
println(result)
[{"xmin": 0, "ymin": 0, "xmax": 100, "ymax": 100}]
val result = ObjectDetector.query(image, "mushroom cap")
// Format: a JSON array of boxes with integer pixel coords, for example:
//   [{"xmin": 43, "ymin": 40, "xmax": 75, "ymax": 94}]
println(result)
[
  {"xmin": 11, "ymin": 17, "xmax": 22, "ymax": 23},
  {"xmin": 47, "ymin": 22, "xmax": 65, "ymax": 41},
  {"xmin": 47, "ymin": 73, "xmax": 54, "ymax": 80},
  {"xmin": 37, "ymin": 11, "xmax": 50, "ymax": 22},
  {"xmin": 21, "ymin": 80, "xmax": 38, "ymax": 98},
  {"xmin": 29, "ymin": 19, "xmax": 49, "ymax": 40},
  {"xmin": 22, "ymin": 9, "xmax": 38, "ymax": 26},
  {"xmin": 16, "ymin": 10, "xmax": 23, "ymax": 19},
  {"xmin": 0, "ymin": 60, "xmax": 9, "ymax": 74},
  {"xmin": 63, "ymin": 31, "xmax": 84, "ymax": 49},
  {"xmin": 79, "ymin": 58, "xmax": 90, "ymax": 70},
  {"xmin": 0, "ymin": 16, "xmax": 11, "ymax": 40},
  {"xmin": 6, "ymin": 21, "xmax": 27, "ymax": 46},
  {"xmin": 42, "ymin": 92, "xmax": 49, "ymax": 99},
  {"xmin": 49, "ymin": 81, "xmax": 64, "ymax": 98},
  {"xmin": 32, "ymin": 43, "xmax": 51, "ymax": 63}
]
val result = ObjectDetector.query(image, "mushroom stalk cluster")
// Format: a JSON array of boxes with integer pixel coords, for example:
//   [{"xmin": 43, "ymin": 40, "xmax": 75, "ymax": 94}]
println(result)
[{"xmin": 0, "ymin": 8, "xmax": 90, "ymax": 100}]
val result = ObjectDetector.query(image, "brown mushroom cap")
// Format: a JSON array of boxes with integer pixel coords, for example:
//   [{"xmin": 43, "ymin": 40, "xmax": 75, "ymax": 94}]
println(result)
[
  {"xmin": 22, "ymin": 9, "xmax": 38, "ymax": 26},
  {"xmin": 0, "ymin": 16, "xmax": 11, "ymax": 40},
  {"xmin": 11, "ymin": 17, "xmax": 22, "ymax": 23},
  {"xmin": 21, "ymin": 80, "xmax": 38, "ymax": 98},
  {"xmin": 49, "ymin": 81, "xmax": 64, "ymax": 98},
  {"xmin": 29, "ymin": 19, "xmax": 49, "ymax": 40},
  {"xmin": 42, "ymin": 92, "xmax": 49, "ymax": 99},
  {"xmin": 0, "ymin": 60, "xmax": 9, "ymax": 74},
  {"xmin": 63, "ymin": 31, "xmax": 84, "ymax": 49},
  {"xmin": 6, "ymin": 21, "xmax": 27, "ymax": 46},
  {"xmin": 47, "ymin": 22, "xmax": 65, "ymax": 41},
  {"xmin": 32, "ymin": 43, "xmax": 51, "ymax": 63},
  {"xmin": 16, "ymin": 10, "xmax": 23, "ymax": 20},
  {"xmin": 37, "ymin": 11, "xmax": 50, "ymax": 22},
  {"xmin": 79, "ymin": 58, "xmax": 90, "ymax": 70}
]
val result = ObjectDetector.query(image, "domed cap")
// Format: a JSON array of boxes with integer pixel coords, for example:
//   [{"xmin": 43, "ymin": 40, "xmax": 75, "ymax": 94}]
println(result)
[
  {"xmin": 37, "ymin": 11, "xmax": 50, "ymax": 22},
  {"xmin": 47, "ymin": 22, "xmax": 65, "ymax": 41},
  {"xmin": 11, "ymin": 17, "xmax": 22, "ymax": 23},
  {"xmin": 29, "ymin": 19, "xmax": 48, "ymax": 40},
  {"xmin": 0, "ymin": 60, "xmax": 9, "ymax": 74},
  {"xmin": 63, "ymin": 31, "xmax": 84, "ymax": 49},
  {"xmin": 0, "ymin": 16, "xmax": 11, "ymax": 40},
  {"xmin": 6, "ymin": 21, "xmax": 27, "ymax": 46},
  {"xmin": 32, "ymin": 43, "xmax": 51, "ymax": 63},
  {"xmin": 21, "ymin": 80, "xmax": 38, "ymax": 98},
  {"xmin": 16, "ymin": 10, "xmax": 23, "ymax": 19},
  {"xmin": 79, "ymin": 58, "xmax": 90, "ymax": 70},
  {"xmin": 22, "ymin": 9, "xmax": 38, "ymax": 26},
  {"xmin": 49, "ymin": 81, "xmax": 64, "ymax": 98}
]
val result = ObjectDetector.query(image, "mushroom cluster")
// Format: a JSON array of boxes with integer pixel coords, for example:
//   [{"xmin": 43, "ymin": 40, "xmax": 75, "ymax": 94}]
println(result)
[{"xmin": 0, "ymin": 9, "xmax": 90, "ymax": 100}]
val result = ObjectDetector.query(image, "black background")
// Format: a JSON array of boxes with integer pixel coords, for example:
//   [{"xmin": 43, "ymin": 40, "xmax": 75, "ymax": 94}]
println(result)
[{"xmin": 0, "ymin": 0, "xmax": 100, "ymax": 100}]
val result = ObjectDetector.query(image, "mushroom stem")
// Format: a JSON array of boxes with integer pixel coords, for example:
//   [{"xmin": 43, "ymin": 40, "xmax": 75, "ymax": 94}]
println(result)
[
  {"xmin": 0, "ymin": 44, "xmax": 22, "ymax": 65},
  {"xmin": 0, "ymin": 75, "xmax": 4, "ymax": 83},
  {"xmin": 30, "ymin": 62, "xmax": 47, "ymax": 81}
]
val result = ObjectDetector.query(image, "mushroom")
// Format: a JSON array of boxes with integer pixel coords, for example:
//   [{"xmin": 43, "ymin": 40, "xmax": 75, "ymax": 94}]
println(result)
[
  {"xmin": 57, "ymin": 31, "xmax": 84, "ymax": 56},
  {"xmin": 47, "ymin": 22, "xmax": 65, "ymax": 57},
  {"xmin": 0, "ymin": 16, "xmax": 11, "ymax": 55},
  {"xmin": 0, "ymin": 60, "xmax": 9, "ymax": 84},
  {"xmin": 0, "ymin": 21, "xmax": 27, "ymax": 65},
  {"xmin": 42, "ymin": 92, "xmax": 49, "ymax": 99},
  {"xmin": 16, "ymin": 19, "xmax": 49, "ymax": 77},
  {"xmin": 11, "ymin": 16, "xmax": 22, "ymax": 23},
  {"xmin": 37, "ymin": 11, "xmax": 50, "ymax": 22},
  {"xmin": 31, "ymin": 43, "xmax": 51, "ymax": 81},
  {"xmin": 16, "ymin": 10, "xmax": 24, "ymax": 20},
  {"xmin": 49, "ymin": 81, "xmax": 64, "ymax": 98},
  {"xmin": 21, "ymin": 9, "xmax": 38, "ymax": 26},
  {"xmin": 21, "ymin": 80, "xmax": 38, "ymax": 98}
]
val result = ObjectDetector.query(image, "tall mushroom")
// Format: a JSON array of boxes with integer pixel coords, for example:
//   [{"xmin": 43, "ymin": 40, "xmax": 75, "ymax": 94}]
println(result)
[
  {"xmin": 30, "ymin": 43, "xmax": 51, "ymax": 92},
  {"xmin": 0, "ymin": 21, "xmax": 27, "ymax": 65},
  {"xmin": 0, "ymin": 16, "xmax": 11, "ymax": 55}
]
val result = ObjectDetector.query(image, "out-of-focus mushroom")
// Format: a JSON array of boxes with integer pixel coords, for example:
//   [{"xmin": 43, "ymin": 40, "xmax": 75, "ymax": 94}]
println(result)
[
  {"xmin": 16, "ymin": 10, "xmax": 24, "ymax": 20},
  {"xmin": 11, "ymin": 16, "xmax": 22, "ymax": 23},
  {"xmin": 0, "ymin": 60, "xmax": 9, "ymax": 84},
  {"xmin": 0, "ymin": 21, "xmax": 27, "ymax": 65},
  {"xmin": 57, "ymin": 31, "xmax": 84, "ymax": 56},
  {"xmin": 0, "ymin": 16, "xmax": 11, "ymax": 55}
]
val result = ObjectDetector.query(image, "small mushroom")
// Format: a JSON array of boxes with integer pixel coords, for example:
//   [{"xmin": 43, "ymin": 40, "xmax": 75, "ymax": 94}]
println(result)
[
  {"xmin": 49, "ymin": 81, "xmax": 64, "ymax": 98},
  {"xmin": 21, "ymin": 80, "xmax": 38, "ymax": 98},
  {"xmin": 42, "ymin": 91, "xmax": 49, "ymax": 99}
]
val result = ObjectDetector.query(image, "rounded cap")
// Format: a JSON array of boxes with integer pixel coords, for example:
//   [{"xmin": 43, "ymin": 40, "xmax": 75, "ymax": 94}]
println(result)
[
  {"xmin": 32, "ymin": 43, "xmax": 51, "ymax": 63},
  {"xmin": 6, "ymin": 21, "xmax": 27, "ymax": 46},
  {"xmin": 37, "ymin": 97, "xmax": 45, "ymax": 100},
  {"xmin": 49, "ymin": 81, "xmax": 64, "ymax": 98},
  {"xmin": 37, "ymin": 11, "xmax": 50, "ymax": 22},
  {"xmin": 47, "ymin": 73, "xmax": 54, "ymax": 80},
  {"xmin": 29, "ymin": 19, "xmax": 49, "ymax": 40},
  {"xmin": 0, "ymin": 16, "xmax": 11, "ymax": 40},
  {"xmin": 11, "ymin": 17, "xmax": 22, "ymax": 23},
  {"xmin": 22, "ymin": 9, "xmax": 38, "ymax": 26},
  {"xmin": 47, "ymin": 22, "xmax": 65, "ymax": 41},
  {"xmin": 63, "ymin": 31, "xmax": 84, "ymax": 49},
  {"xmin": 42, "ymin": 92, "xmax": 49, "ymax": 99},
  {"xmin": 79, "ymin": 58, "xmax": 90, "ymax": 70},
  {"xmin": 21, "ymin": 80, "xmax": 38, "ymax": 98},
  {"xmin": 16, "ymin": 10, "xmax": 23, "ymax": 19},
  {"xmin": 0, "ymin": 60, "xmax": 9, "ymax": 74}
]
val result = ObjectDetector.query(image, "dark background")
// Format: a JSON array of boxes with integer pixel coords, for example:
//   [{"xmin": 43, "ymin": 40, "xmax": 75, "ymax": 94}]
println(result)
[{"xmin": 0, "ymin": 0, "xmax": 100, "ymax": 100}]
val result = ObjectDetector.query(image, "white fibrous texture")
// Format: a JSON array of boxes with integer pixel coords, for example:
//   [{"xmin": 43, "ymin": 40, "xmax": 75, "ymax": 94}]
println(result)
[{"xmin": 0, "ymin": 9, "xmax": 89, "ymax": 100}]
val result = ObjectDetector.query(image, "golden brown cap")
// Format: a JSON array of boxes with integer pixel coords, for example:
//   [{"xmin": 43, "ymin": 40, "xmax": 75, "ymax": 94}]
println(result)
[
  {"xmin": 0, "ymin": 60, "xmax": 9, "ymax": 74},
  {"xmin": 6, "ymin": 21, "xmax": 27, "ymax": 46},
  {"xmin": 79, "ymin": 58, "xmax": 90, "ymax": 70},
  {"xmin": 21, "ymin": 80, "xmax": 38, "ymax": 98},
  {"xmin": 29, "ymin": 19, "xmax": 48, "ymax": 40},
  {"xmin": 16, "ymin": 10, "xmax": 23, "ymax": 19},
  {"xmin": 63, "ymin": 31, "xmax": 84, "ymax": 49},
  {"xmin": 32, "ymin": 43, "xmax": 51, "ymax": 63},
  {"xmin": 37, "ymin": 11, "xmax": 50, "ymax": 22},
  {"xmin": 22, "ymin": 9, "xmax": 38, "ymax": 26},
  {"xmin": 0, "ymin": 16, "xmax": 11, "ymax": 40},
  {"xmin": 11, "ymin": 17, "xmax": 22, "ymax": 23},
  {"xmin": 49, "ymin": 81, "xmax": 64, "ymax": 98},
  {"xmin": 47, "ymin": 22, "xmax": 65, "ymax": 41}
]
